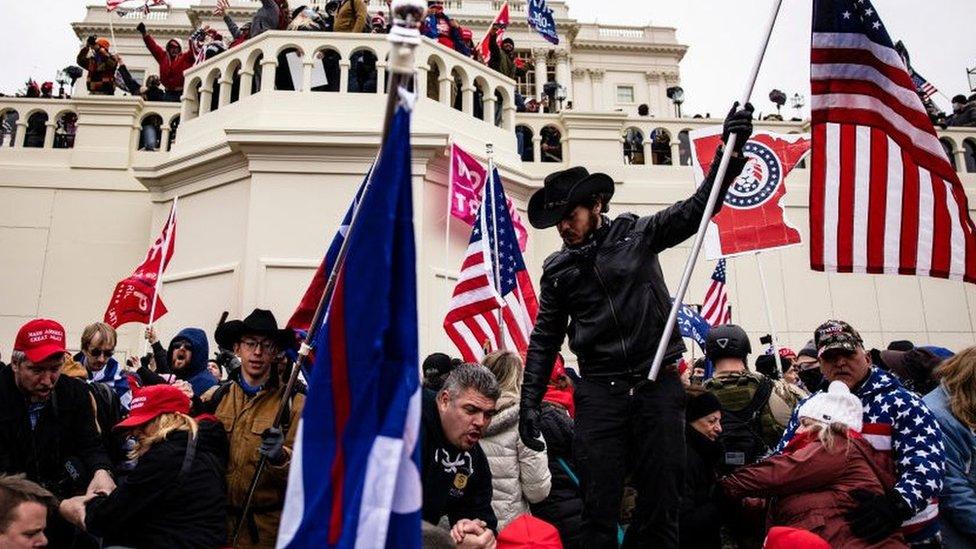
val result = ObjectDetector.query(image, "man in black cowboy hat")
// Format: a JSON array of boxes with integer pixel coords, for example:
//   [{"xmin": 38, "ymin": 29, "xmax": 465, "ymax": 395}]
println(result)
[
  {"xmin": 201, "ymin": 309, "xmax": 303, "ymax": 548},
  {"xmin": 518, "ymin": 103, "xmax": 754, "ymax": 548}
]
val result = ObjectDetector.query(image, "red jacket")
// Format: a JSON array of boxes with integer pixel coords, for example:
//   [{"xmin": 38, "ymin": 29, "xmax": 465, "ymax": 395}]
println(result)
[
  {"xmin": 142, "ymin": 34, "xmax": 196, "ymax": 92},
  {"xmin": 720, "ymin": 430, "xmax": 907, "ymax": 549}
]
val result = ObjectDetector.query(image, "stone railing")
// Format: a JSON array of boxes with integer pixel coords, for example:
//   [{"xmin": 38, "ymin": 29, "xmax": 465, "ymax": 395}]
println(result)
[
  {"xmin": 0, "ymin": 98, "xmax": 81, "ymax": 150},
  {"xmin": 177, "ymin": 31, "xmax": 517, "ymax": 130}
]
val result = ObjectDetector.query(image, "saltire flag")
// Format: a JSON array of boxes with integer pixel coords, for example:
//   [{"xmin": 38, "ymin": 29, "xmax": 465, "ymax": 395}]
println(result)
[
  {"xmin": 675, "ymin": 301, "xmax": 710, "ymax": 352},
  {"xmin": 527, "ymin": 0, "xmax": 559, "ymax": 45},
  {"xmin": 103, "ymin": 199, "xmax": 177, "ymax": 328},
  {"xmin": 443, "ymin": 167, "xmax": 539, "ymax": 363},
  {"xmin": 449, "ymin": 143, "xmax": 529, "ymax": 251},
  {"xmin": 477, "ymin": 2, "xmax": 510, "ymax": 65},
  {"xmin": 809, "ymin": 0, "xmax": 976, "ymax": 283},
  {"xmin": 277, "ymin": 101, "xmax": 421, "ymax": 548},
  {"xmin": 690, "ymin": 129, "xmax": 811, "ymax": 259},
  {"xmin": 700, "ymin": 259, "xmax": 732, "ymax": 327}
]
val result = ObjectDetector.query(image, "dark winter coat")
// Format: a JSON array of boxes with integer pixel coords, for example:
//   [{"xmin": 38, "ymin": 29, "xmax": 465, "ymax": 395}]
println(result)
[
  {"xmin": 0, "ymin": 366, "xmax": 112, "ymax": 499},
  {"xmin": 522, "ymin": 150, "xmax": 747, "ymax": 401},
  {"xmin": 249, "ymin": 0, "xmax": 284, "ymax": 38},
  {"xmin": 679, "ymin": 426, "xmax": 721, "ymax": 549},
  {"xmin": 721, "ymin": 430, "xmax": 906, "ymax": 548},
  {"xmin": 530, "ymin": 401, "xmax": 582, "ymax": 549},
  {"xmin": 142, "ymin": 34, "xmax": 196, "ymax": 92},
  {"xmin": 168, "ymin": 328, "xmax": 218, "ymax": 396},
  {"xmin": 948, "ymin": 102, "xmax": 976, "ymax": 127},
  {"xmin": 421, "ymin": 390, "xmax": 497, "ymax": 533},
  {"xmin": 85, "ymin": 420, "xmax": 229, "ymax": 548},
  {"xmin": 76, "ymin": 46, "xmax": 118, "ymax": 95}
]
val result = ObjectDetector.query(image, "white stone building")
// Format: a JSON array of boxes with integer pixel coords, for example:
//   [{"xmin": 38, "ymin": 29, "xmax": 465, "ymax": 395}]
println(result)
[{"xmin": 2, "ymin": 1, "xmax": 976, "ymax": 365}]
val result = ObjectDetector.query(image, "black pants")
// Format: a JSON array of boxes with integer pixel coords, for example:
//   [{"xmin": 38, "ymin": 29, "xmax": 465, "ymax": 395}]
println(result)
[{"xmin": 574, "ymin": 368, "xmax": 686, "ymax": 549}]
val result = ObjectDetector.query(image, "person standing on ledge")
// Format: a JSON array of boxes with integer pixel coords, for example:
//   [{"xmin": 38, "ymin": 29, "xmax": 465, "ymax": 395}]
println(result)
[{"xmin": 518, "ymin": 103, "xmax": 754, "ymax": 548}]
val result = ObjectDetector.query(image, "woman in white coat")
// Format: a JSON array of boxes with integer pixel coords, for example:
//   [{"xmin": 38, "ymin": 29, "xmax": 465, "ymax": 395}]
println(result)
[{"xmin": 481, "ymin": 351, "xmax": 553, "ymax": 531}]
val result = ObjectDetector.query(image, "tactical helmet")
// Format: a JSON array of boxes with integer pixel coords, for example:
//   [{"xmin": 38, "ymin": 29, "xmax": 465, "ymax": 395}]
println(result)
[{"xmin": 705, "ymin": 324, "xmax": 752, "ymax": 360}]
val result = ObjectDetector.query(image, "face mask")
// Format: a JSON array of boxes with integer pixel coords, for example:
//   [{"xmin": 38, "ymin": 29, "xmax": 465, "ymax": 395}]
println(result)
[{"xmin": 798, "ymin": 367, "xmax": 825, "ymax": 392}]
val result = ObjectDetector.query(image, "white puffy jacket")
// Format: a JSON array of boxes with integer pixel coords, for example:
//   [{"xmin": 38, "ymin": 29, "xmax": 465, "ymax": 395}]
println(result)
[{"xmin": 480, "ymin": 392, "xmax": 552, "ymax": 530}]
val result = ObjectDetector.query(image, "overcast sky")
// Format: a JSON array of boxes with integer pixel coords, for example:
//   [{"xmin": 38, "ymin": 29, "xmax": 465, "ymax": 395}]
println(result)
[{"xmin": 2, "ymin": 1, "xmax": 973, "ymax": 116}]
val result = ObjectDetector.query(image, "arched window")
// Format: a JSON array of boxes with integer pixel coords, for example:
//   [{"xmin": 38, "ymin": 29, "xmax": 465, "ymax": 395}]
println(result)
[
  {"xmin": 276, "ymin": 47, "xmax": 305, "ymax": 91},
  {"xmin": 0, "ymin": 110, "xmax": 20, "ymax": 147},
  {"xmin": 53, "ymin": 112, "xmax": 78, "ymax": 149},
  {"xmin": 650, "ymin": 128, "xmax": 672, "ymax": 165},
  {"xmin": 516, "ymin": 125, "xmax": 534, "ymax": 162},
  {"xmin": 623, "ymin": 127, "xmax": 645, "ymax": 165},
  {"xmin": 24, "ymin": 112, "xmax": 49, "ymax": 148},
  {"xmin": 678, "ymin": 129, "xmax": 692, "ymax": 166},
  {"xmin": 494, "ymin": 89, "xmax": 506, "ymax": 128},
  {"xmin": 206, "ymin": 69, "xmax": 221, "ymax": 113},
  {"xmin": 963, "ymin": 139, "xmax": 976, "ymax": 173},
  {"xmin": 168, "ymin": 115, "xmax": 180, "ymax": 151},
  {"xmin": 251, "ymin": 54, "xmax": 264, "ymax": 94},
  {"xmin": 451, "ymin": 68, "xmax": 466, "ymax": 112},
  {"xmin": 313, "ymin": 49, "xmax": 341, "ymax": 92},
  {"xmin": 349, "ymin": 49, "xmax": 378, "ymax": 93},
  {"xmin": 228, "ymin": 62, "xmax": 242, "ymax": 104},
  {"xmin": 940, "ymin": 138, "xmax": 957, "ymax": 170},
  {"xmin": 427, "ymin": 58, "xmax": 442, "ymax": 101},
  {"xmin": 139, "ymin": 114, "xmax": 164, "ymax": 151},
  {"xmin": 540, "ymin": 125, "xmax": 563, "ymax": 163}
]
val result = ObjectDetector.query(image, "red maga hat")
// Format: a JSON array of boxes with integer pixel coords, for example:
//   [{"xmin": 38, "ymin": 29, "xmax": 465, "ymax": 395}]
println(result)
[
  {"xmin": 115, "ymin": 384, "xmax": 190, "ymax": 430},
  {"xmin": 14, "ymin": 319, "xmax": 67, "ymax": 363}
]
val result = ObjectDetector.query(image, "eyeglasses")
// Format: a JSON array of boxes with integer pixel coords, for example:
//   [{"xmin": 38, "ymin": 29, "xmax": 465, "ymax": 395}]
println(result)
[
  {"xmin": 240, "ymin": 339, "xmax": 276, "ymax": 352},
  {"xmin": 88, "ymin": 349, "xmax": 114, "ymax": 359}
]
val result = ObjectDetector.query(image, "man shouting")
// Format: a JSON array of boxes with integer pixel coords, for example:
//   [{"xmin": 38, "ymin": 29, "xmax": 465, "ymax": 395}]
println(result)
[{"xmin": 519, "ymin": 104, "xmax": 754, "ymax": 548}]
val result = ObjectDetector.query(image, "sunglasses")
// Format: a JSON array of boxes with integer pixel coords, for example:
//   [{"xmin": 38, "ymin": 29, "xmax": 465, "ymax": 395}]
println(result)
[{"xmin": 88, "ymin": 349, "xmax": 114, "ymax": 359}]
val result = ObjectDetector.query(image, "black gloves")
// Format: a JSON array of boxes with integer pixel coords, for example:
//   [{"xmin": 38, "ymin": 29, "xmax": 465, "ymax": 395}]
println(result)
[
  {"xmin": 846, "ymin": 490, "xmax": 911, "ymax": 543},
  {"xmin": 722, "ymin": 102, "xmax": 755, "ymax": 154},
  {"xmin": 136, "ymin": 22, "xmax": 147, "ymax": 35},
  {"xmin": 518, "ymin": 405, "xmax": 545, "ymax": 452},
  {"xmin": 259, "ymin": 427, "xmax": 287, "ymax": 465},
  {"xmin": 87, "ymin": 35, "xmax": 97, "ymax": 46}
]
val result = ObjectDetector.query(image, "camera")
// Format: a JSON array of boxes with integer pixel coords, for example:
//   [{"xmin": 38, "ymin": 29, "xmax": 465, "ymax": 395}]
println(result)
[{"xmin": 759, "ymin": 334, "xmax": 773, "ymax": 346}]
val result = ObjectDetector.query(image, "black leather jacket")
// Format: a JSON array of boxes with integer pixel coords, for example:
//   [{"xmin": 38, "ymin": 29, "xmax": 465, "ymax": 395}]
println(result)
[{"xmin": 522, "ymin": 149, "xmax": 747, "ymax": 406}]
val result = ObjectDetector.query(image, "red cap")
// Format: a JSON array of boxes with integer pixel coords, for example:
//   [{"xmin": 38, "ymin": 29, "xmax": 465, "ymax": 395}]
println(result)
[
  {"xmin": 778, "ymin": 347, "xmax": 797, "ymax": 360},
  {"xmin": 115, "ymin": 384, "xmax": 190, "ymax": 430},
  {"xmin": 14, "ymin": 319, "xmax": 67, "ymax": 363},
  {"xmin": 764, "ymin": 527, "xmax": 830, "ymax": 549}
]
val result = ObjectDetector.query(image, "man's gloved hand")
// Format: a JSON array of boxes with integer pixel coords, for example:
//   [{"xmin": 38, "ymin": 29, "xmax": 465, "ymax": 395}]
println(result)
[
  {"xmin": 846, "ymin": 489, "xmax": 911, "ymax": 543},
  {"xmin": 518, "ymin": 405, "xmax": 545, "ymax": 452},
  {"xmin": 136, "ymin": 22, "xmax": 147, "ymax": 35},
  {"xmin": 722, "ymin": 101, "xmax": 755, "ymax": 154},
  {"xmin": 259, "ymin": 427, "xmax": 287, "ymax": 465}
]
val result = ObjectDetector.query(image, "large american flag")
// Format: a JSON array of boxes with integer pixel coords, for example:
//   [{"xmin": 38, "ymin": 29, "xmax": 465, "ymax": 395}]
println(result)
[
  {"xmin": 809, "ymin": 0, "xmax": 976, "ymax": 283},
  {"xmin": 444, "ymin": 168, "xmax": 538, "ymax": 362},
  {"xmin": 700, "ymin": 259, "xmax": 732, "ymax": 326}
]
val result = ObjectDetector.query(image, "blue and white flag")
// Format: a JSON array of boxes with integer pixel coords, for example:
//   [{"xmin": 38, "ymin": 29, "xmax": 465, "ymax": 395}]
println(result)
[
  {"xmin": 527, "ymin": 0, "xmax": 559, "ymax": 45},
  {"xmin": 675, "ymin": 300, "xmax": 710, "ymax": 352},
  {"xmin": 277, "ymin": 100, "xmax": 421, "ymax": 548}
]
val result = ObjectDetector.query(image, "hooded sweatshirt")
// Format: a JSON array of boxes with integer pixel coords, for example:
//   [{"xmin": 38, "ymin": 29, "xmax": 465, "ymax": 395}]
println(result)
[
  {"xmin": 167, "ymin": 328, "xmax": 217, "ymax": 396},
  {"xmin": 142, "ymin": 34, "xmax": 197, "ymax": 92}
]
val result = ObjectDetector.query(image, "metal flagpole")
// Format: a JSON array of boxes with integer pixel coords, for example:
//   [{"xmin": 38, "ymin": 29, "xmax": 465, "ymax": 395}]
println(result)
[
  {"xmin": 142, "ymin": 196, "xmax": 177, "ymax": 357},
  {"xmin": 649, "ymin": 0, "xmax": 784, "ymax": 381},
  {"xmin": 486, "ymin": 142, "xmax": 506, "ymax": 350},
  {"xmin": 230, "ymin": 2, "xmax": 426, "ymax": 545},
  {"xmin": 445, "ymin": 143, "xmax": 454, "ymax": 271},
  {"xmin": 754, "ymin": 252, "xmax": 782, "ymax": 366}
]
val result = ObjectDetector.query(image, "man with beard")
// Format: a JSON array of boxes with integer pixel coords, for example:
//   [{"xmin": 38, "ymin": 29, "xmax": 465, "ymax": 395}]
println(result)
[
  {"xmin": 518, "ymin": 104, "xmax": 754, "ymax": 548},
  {"xmin": 201, "ymin": 309, "xmax": 303, "ymax": 549},
  {"xmin": 165, "ymin": 327, "xmax": 218, "ymax": 397},
  {"xmin": 422, "ymin": 363, "xmax": 499, "ymax": 548}
]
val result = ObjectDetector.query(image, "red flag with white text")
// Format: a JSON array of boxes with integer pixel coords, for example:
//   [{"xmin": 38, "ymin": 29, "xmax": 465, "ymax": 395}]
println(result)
[
  {"xmin": 449, "ymin": 143, "xmax": 528, "ymax": 251},
  {"xmin": 690, "ymin": 129, "xmax": 810, "ymax": 259},
  {"xmin": 104, "ymin": 200, "xmax": 177, "ymax": 328},
  {"xmin": 477, "ymin": 2, "xmax": 510, "ymax": 64}
]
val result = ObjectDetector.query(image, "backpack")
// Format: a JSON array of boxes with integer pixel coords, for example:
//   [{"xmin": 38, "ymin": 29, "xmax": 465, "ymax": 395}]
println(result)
[{"xmin": 713, "ymin": 376, "xmax": 773, "ymax": 472}]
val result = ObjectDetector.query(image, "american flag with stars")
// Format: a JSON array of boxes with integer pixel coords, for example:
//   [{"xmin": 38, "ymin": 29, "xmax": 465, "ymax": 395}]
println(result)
[
  {"xmin": 775, "ymin": 368, "xmax": 944, "ymax": 542},
  {"xmin": 809, "ymin": 0, "xmax": 976, "ymax": 283},
  {"xmin": 910, "ymin": 71, "xmax": 938, "ymax": 101},
  {"xmin": 444, "ymin": 167, "xmax": 539, "ymax": 362},
  {"xmin": 700, "ymin": 259, "xmax": 732, "ymax": 326}
]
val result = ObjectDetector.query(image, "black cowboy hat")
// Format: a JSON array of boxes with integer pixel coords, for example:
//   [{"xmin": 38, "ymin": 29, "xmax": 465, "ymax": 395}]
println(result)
[
  {"xmin": 215, "ymin": 309, "xmax": 294, "ymax": 351},
  {"xmin": 527, "ymin": 167, "xmax": 615, "ymax": 229}
]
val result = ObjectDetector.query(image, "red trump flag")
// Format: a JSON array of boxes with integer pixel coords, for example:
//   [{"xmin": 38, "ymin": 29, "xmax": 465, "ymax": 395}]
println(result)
[
  {"xmin": 104, "ymin": 200, "xmax": 177, "ymax": 328},
  {"xmin": 691, "ymin": 129, "xmax": 810, "ymax": 259}
]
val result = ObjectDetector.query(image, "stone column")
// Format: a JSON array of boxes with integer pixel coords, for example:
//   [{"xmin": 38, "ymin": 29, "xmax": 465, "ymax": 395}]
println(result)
[
  {"xmin": 260, "ymin": 59, "xmax": 277, "ymax": 92},
  {"xmin": 12, "ymin": 121, "xmax": 27, "ymax": 148},
  {"xmin": 42, "ymin": 122, "xmax": 56, "ymax": 149},
  {"xmin": 199, "ymin": 86, "xmax": 214, "ymax": 115},
  {"xmin": 219, "ymin": 78, "xmax": 233, "ymax": 107},
  {"xmin": 670, "ymin": 140, "xmax": 681, "ymax": 165},
  {"xmin": 533, "ymin": 134, "xmax": 542, "ymax": 163},
  {"xmin": 571, "ymin": 68, "xmax": 588, "ymax": 109},
  {"xmin": 954, "ymin": 148, "xmax": 967, "ymax": 173},
  {"xmin": 461, "ymin": 85, "xmax": 474, "ymax": 116},
  {"xmin": 377, "ymin": 62, "xmax": 389, "ymax": 95},
  {"xmin": 439, "ymin": 76, "xmax": 453, "ymax": 106},
  {"xmin": 484, "ymin": 95, "xmax": 496, "ymax": 126},
  {"xmin": 555, "ymin": 50, "xmax": 571, "ymax": 104},
  {"xmin": 644, "ymin": 71, "xmax": 660, "ymax": 115},
  {"xmin": 532, "ymin": 48, "xmax": 549, "ymax": 101},
  {"xmin": 129, "ymin": 123, "xmax": 141, "ymax": 152},
  {"xmin": 301, "ymin": 60, "xmax": 314, "ymax": 92},
  {"xmin": 239, "ymin": 69, "xmax": 254, "ymax": 98},
  {"xmin": 503, "ymin": 104, "xmax": 516, "ymax": 131},
  {"xmin": 643, "ymin": 140, "xmax": 653, "ymax": 165},
  {"xmin": 339, "ymin": 61, "xmax": 351, "ymax": 93},
  {"xmin": 161, "ymin": 126, "xmax": 171, "ymax": 151},
  {"xmin": 589, "ymin": 69, "xmax": 605, "ymax": 111}
]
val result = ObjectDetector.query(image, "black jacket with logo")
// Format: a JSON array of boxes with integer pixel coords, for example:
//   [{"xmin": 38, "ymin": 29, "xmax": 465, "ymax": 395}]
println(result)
[
  {"xmin": 420, "ymin": 390, "xmax": 497, "ymax": 533},
  {"xmin": 0, "ymin": 365, "xmax": 113, "ymax": 499},
  {"xmin": 523, "ymin": 150, "xmax": 747, "ymax": 404}
]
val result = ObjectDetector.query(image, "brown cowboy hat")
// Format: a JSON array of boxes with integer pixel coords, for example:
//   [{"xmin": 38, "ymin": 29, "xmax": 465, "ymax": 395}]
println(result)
[{"xmin": 527, "ymin": 167, "xmax": 614, "ymax": 229}]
